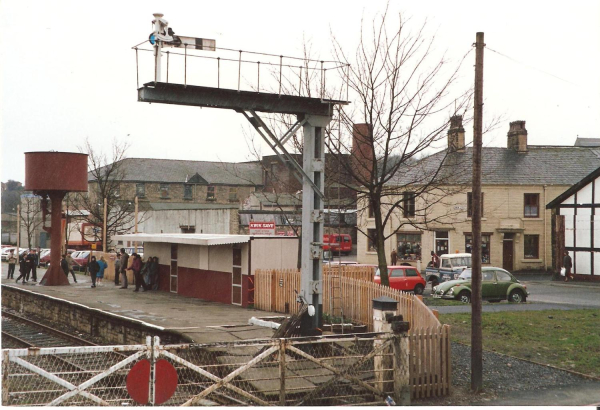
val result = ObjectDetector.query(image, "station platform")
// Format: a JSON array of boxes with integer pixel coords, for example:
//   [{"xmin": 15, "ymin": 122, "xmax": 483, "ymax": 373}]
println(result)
[{"xmin": 1, "ymin": 265, "xmax": 275, "ymax": 344}]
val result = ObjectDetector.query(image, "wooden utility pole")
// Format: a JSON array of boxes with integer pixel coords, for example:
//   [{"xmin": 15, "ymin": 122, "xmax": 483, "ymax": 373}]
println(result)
[{"xmin": 471, "ymin": 31, "xmax": 485, "ymax": 392}]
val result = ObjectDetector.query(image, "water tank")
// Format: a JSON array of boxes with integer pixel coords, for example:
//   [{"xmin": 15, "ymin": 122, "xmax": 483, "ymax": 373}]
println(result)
[{"xmin": 25, "ymin": 152, "xmax": 88, "ymax": 192}]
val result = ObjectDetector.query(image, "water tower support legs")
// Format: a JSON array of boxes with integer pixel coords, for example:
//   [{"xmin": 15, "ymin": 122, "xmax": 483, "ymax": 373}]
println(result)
[{"xmin": 40, "ymin": 191, "xmax": 70, "ymax": 286}]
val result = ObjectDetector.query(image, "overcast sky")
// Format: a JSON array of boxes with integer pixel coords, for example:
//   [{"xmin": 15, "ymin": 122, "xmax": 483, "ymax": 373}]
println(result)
[{"xmin": 1, "ymin": 0, "xmax": 599, "ymax": 184}]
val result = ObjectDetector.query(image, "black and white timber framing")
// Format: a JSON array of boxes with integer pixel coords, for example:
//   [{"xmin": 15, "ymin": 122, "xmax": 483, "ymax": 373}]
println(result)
[{"xmin": 547, "ymin": 165, "xmax": 600, "ymax": 277}]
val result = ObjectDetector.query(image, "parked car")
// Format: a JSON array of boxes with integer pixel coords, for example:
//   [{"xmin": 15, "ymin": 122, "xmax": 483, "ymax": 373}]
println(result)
[
  {"xmin": 1, "ymin": 247, "xmax": 27, "ymax": 261},
  {"xmin": 40, "ymin": 249, "xmax": 77, "ymax": 267},
  {"xmin": 432, "ymin": 267, "xmax": 528, "ymax": 303},
  {"xmin": 374, "ymin": 266, "xmax": 427, "ymax": 295}
]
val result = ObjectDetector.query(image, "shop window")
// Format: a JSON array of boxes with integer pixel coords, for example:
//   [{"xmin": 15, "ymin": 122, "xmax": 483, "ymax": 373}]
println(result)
[
  {"xmin": 207, "ymin": 186, "xmax": 215, "ymax": 200},
  {"xmin": 367, "ymin": 229, "xmax": 377, "ymax": 252},
  {"xmin": 435, "ymin": 231, "xmax": 449, "ymax": 256},
  {"xmin": 467, "ymin": 192, "xmax": 484, "ymax": 218},
  {"xmin": 403, "ymin": 192, "xmax": 415, "ymax": 217},
  {"xmin": 524, "ymin": 235, "xmax": 539, "ymax": 259},
  {"xmin": 396, "ymin": 233, "xmax": 421, "ymax": 261},
  {"xmin": 465, "ymin": 234, "xmax": 491, "ymax": 264},
  {"xmin": 524, "ymin": 194, "xmax": 540, "ymax": 218}
]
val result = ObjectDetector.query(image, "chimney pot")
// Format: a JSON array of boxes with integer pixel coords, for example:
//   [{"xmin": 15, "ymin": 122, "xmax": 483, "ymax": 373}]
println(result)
[
  {"xmin": 448, "ymin": 115, "xmax": 465, "ymax": 152},
  {"xmin": 507, "ymin": 120, "xmax": 528, "ymax": 153}
]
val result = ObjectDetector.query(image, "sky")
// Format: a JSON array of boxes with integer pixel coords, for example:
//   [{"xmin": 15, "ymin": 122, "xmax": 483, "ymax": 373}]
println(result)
[{"xmin": 1, "ymin": 0, "xmax": 599, "ymax": 184}]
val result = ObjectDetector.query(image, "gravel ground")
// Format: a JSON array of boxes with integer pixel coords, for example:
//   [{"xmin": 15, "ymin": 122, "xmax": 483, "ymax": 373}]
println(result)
[{"xmin": 414, "ymin": 342, "xmax": 598, "ymax": 406}]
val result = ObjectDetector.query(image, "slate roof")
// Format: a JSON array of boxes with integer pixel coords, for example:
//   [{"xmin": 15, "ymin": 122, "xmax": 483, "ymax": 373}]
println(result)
[
  {"xmin": 91, "ymin": 158, "xmax": 263, "ymax": 186},
  {"xmin": 388, "ymin": 146, "xmax": 600, "ymax": 186}
]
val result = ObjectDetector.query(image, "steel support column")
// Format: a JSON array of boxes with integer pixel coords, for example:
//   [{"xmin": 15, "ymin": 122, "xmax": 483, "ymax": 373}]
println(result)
[{"xmin": 299, "ymin": 114, "xmax": 331, "ymax": 333}]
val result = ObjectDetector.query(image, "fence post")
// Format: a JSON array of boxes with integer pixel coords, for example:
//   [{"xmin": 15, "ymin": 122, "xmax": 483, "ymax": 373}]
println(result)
[
  {"xmin": 147, "ymin": 336, "xmax": 155, "ymax": 406},
  {"xmin": 392, "ymin": 332, "xmax": 411, "ymax": 405},
  {"xmin": 279, "ymin": 339, "xmax": 286, "ymax": 406},
  {"xmin": 2, "ymin": 351, "xmax": 9, "ymax": 405},
  {"xmin": 372, "ymin": 297, "xmax": 397, "ymax": 395}
]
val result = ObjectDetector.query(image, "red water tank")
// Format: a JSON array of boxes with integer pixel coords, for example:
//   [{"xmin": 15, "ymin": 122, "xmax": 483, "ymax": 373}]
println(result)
[{"xmin": 25, "ymin": 152, "xmax": 88, "ymax": 192}]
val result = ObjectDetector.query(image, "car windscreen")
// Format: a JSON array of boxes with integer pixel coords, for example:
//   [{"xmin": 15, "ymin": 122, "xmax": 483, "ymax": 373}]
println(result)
[{"xmin": 459, "ymin": 269, "xmax": 472, "ymax": 280}]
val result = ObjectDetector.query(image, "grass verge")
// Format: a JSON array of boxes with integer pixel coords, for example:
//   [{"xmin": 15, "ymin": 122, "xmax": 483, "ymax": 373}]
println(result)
[{"xmin": 439, "ymin": 309, "xmax": 600, "ymax": 378}]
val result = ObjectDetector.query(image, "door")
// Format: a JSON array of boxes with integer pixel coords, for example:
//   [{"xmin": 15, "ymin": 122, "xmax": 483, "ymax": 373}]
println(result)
[
  {"xmin": 494, "ymin": 270, "xmax": 513, "ymax": 298},
  {"xmin": 388, "ymin": 268, "xmax": 406, "ymax": 290},
  {"xmin": 435, "ymin": 231, "xmax": 449, "ymax": 256},
  {"xmin": 502, "ymin": 234, "xmax": 514, "ymax": 271},
  {"xmin": 404, "ymin": 268, "xmax": 420, "ymax": 291},
  {"xmin": 232, "ymin": 246, "xmax": 242, "ymax": 305},
  {"xmin": 480, "ymin": 269, "xmax": 496, "ymax": 298},
  {"xmin": 170, "ymin": 244, "xmax": 178, "ymax": 293}
]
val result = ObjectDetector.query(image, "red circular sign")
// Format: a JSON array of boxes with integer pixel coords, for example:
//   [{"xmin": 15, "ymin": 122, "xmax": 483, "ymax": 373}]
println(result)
[{"xmin": 126, "ymin": 359, "xmax": 178, "ymax": 405}]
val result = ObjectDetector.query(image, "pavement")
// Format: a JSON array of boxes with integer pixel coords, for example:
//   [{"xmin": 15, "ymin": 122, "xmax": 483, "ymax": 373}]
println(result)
[{"xmin": 1, "ymin": 264, "xmax": 276, "ymax": 344}]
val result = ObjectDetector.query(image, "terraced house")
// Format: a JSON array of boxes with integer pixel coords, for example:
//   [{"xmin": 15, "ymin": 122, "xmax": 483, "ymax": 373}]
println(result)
[{"xmin": 357, "ymin": 117, "xmax": 600, "ymax": 273}]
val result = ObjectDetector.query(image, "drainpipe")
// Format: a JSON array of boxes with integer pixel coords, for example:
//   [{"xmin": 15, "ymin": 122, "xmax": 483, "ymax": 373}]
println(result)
[{"xmin": 543, "ymin": 185, "xmax": 547, "ymax": 270}]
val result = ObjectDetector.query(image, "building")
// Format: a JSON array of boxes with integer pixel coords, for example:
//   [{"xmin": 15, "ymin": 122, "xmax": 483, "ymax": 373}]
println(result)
[
  {"xmin": 546, "ymin": 166, "xmax": 600, "ymax": 280},
  {"xmin": 357, "ymin": 118, "xmax": 600, "ymax": 272},
  {"xmin": 112, "ymin": 233, "xmax": 298, "ymax": 307}
]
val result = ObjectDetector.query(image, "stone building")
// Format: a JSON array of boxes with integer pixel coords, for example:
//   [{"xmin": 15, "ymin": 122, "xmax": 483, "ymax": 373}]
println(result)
[{"xmin": 357, "ymin": 118, "xmax": 600, "ymax": 272}]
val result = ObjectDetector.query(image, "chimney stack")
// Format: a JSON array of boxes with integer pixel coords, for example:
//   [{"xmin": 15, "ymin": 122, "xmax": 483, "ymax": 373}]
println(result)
[
  {"xmin": 507, "ymin": 121, "xmax": 528, "ymax": 153},
  {"xmin": 447, "ymin": 115, "xmax": 465, "ymax": 152},
  {"xmin": 351, "ymin": 123, "xmax": 374, "ymax": 182}
]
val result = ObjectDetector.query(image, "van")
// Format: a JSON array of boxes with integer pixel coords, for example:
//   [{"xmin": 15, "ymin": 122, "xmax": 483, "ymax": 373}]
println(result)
[{"xmin": 323, "ymin": 234, "xmax": 352, "ymax": 255}]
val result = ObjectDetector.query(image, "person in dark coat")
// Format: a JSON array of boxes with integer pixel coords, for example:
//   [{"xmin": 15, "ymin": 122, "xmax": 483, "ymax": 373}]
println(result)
[
  {"xmin": 390, "ymin": 249, "xmax": 398, "ymax": 266},
  {"xmin": 15, "ymin": 252, "xmax": 28, "ymax": 284},
  {"xmin": 60, "ymin": 254, "xmax": 70, "ymax": 279},
  {"xmin": 563, "ymin": 251, "xmax": 573, "ymax": 282},
  {"xmin": 119, "ymin": 249, "xmax": 129, "ymax": 289},
  {"xmin": 131, "ymin": 253, "xmax": 147, "ymax": 292},
  {"xmin": 27, "ymin": 249, "xmax": 38, "ymax": 282},
  {"xmin": 88, "ymin": 256, "xmax": 100, "ymax": 288}
]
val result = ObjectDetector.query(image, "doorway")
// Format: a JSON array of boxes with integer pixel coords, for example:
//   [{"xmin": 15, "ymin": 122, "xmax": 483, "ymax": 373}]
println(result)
[
  {"xmin": 435, "ymin": 231, "xmax": 449, "ymax": 256},
  {"xmin": 502, "ymin": 234, "xmax": 514, "ymax": 271}
]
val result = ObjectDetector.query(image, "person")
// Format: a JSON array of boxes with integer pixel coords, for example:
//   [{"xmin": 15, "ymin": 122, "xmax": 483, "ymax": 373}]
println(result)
[
  {"xmin": 150, "ymin": 257, "xmax": 159, "ymax": 291},
  {"xmin": 563, "ymin": 251, "xmax": 573, "ymax": 282},
  {"xmin": 60, "ymin": 254, "xmax": 70, "ymax": 280},
  {"xmin": 27, "ymin": 249, "xmax": 38, "ymax": 282},
  {"xmin": 431, "ymin": 251, "xmax": 440, "ymax": 268},
  {"xmin": 119, "ymin": 248, "xmax": 129, "ymax": 289},
  {"xmin": 88, "ymin": 256, "xmax": 100, "ymax": 288},
  {"xmin": 7, "ymin": 249, "xmax": 17, "ymax": 279},
  {"xmin": 97, "ymin": 256, "xmax": 107, "ymax": 286},
  {"xmin": 131, "ymin": 253, "xmax": 147, "ymax": 292},
  {"xmin": 66, "ymin": 252, "xmax": 78, "ymax": 283},
  {"xmin": 15, "ymin": 251, "xmax": 28, "ymax": 284},
  {"xmin": 114, "ymin": 253, "xmax": 121, "ymax": 286},
  {"xmin": 390, "ymin": 249, "xmax": 398, "ymax": 266}
]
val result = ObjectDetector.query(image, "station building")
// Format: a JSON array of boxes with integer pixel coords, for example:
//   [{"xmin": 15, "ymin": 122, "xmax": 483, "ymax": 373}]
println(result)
[{"xmin": 112, "ymin": 233, "xmax": 298, "ymax": 307}]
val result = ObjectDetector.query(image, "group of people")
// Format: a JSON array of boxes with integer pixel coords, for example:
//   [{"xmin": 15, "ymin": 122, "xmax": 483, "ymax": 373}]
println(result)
[
  {"xmin": 6, "ymin": 248, "xmax": 38, "ymax": 283},
  {"xmin": 118, "ymin": 249, "xmax": 159, "ymax": 292}
]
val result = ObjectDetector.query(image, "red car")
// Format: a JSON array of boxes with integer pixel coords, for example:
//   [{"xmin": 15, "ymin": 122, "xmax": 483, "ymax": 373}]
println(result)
[{"xmin": 374, "ymin": 266, "xmax": 426, "ymax": 295}]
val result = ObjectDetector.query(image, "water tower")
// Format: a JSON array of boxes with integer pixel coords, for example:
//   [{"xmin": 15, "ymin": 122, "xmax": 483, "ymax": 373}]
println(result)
[{"xmin": 25, "ymin": 152, "xmax": 88, "ymax": 285}]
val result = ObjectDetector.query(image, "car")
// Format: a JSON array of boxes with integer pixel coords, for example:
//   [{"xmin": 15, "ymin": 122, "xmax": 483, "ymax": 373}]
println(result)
[
  {"xmin": 1, "ymin": 247, "xmax": 27, "ymax": 261},
  {"xmin": 40, "ymin": 249, "xmax": 77, "ymax": 267},
  {"xmin": 432, "ymin": 267, "xmax": 529, "ymax": 303},
  {"xmin": 374, "ymin": 266, "xmax": 427, "ymax": 295}
]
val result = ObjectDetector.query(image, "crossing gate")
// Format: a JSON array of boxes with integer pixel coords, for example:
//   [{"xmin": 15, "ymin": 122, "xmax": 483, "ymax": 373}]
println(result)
[{"xmin": 2, "ymin": 333, "xmax": 410, "ymax": 406}]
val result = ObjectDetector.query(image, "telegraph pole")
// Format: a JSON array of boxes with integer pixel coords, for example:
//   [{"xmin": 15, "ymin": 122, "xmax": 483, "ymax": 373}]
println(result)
[{"xmin": 471, "ymin": 32, "xmax": 485, "ymax": 392}]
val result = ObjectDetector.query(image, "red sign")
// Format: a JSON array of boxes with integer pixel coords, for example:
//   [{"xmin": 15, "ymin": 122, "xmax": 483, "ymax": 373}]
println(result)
[
  {"xmin": 249, "ymin": 221, "xmax": 276, "ymax": 235},
  {"xmin": 126, "ymin": 359, "xmax": 178, "ymax": 405}
]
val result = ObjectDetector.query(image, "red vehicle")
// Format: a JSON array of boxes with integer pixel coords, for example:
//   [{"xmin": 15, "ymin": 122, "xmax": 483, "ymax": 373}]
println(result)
[
  {"xmin": 323, "ymin": 234, "xmax": 352, "ymax": 255},
  {"xmin": 40, "ymin": 249, "xmax": 77, "ymax": 267},
  {"xmin": 374, "ymin": 266, "xmax": 426, "ymax": 295}
]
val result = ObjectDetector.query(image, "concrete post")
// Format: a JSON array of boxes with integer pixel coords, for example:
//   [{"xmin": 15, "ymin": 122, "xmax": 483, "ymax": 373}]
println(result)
[{"xmin": 372, "ymin": 297, "xmax": 398, "ymax": 395}]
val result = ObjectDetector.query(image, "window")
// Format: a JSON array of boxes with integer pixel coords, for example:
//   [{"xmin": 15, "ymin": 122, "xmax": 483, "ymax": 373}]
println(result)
[
  {"xmin": 180, "ymin": 226, "xmax": 195, "ymax": 234},
  {"xmin": 482, "ymin": 271, "xmax": 494, "ymax": 281},
  {"xmin": 135, "ymin": 183, "xmax": 145, "ymax": 198},
  {"xmin": 495, "ymin": 270, "xmax": 512, "ymax": 282},
  {"xmin": 396, "ymin": 233, "xmax": 421, "ymax": 261},
  {"xmin": 206, "ymin": 186, "xmax": 215, "ymax": 200},
  {"xmin": 524, "ymin": 194, "xmax": 540, "ymax": 218},
  {"xmin": 390, "ymin": 269, "xmax": 402, "ymax": 277},
  {"xmin": 405, "ymin": 268, "xmax": 418, "ymax": 277},
  {"xmin": 467, "ymin": 192, "xmax": 484, "ymax": 218},
  {"xmin": 524, "ymin": 235, "xmax": 539, "ymax": 259},
  {"xmin": 184, "ymin": 184, "xmax": 193, "ymax": 199},
  {"xmin": 160, "ymin": 183, "xmax": 170, "ymax": 198},
  {"xmin": 368, "ymin": 200, "xmax": 374, "ymax": 218},
  {"xmin": 403, "ymin": 192, "xmax": 415, "ymax": 217},
  {"xmin": 465, "ymin": 234, "xmax": 491, "ymax": 264},
  {"xmin": 229, "ymin": 187, "xmax": 238, "ymax": 202},
  {"xmin": 367, "ymin": 229, "xmax": 377, "ymax": 252}
]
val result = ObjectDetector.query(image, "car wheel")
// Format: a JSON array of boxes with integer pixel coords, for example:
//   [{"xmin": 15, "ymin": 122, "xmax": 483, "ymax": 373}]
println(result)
[
  {"xmin": 458, "ymin": 291, "xmax": 471, "ymax": 304},
  {"xmin": 414, "ymin": 284, "xmax": 424, "ymax": 295},
  {"xmin": 431, "ymin": 278, "xmax": 439, "ymax": 288},
  {"xmin": 509, "ymin": 289, "xmax": 526, "ymax": 303}
]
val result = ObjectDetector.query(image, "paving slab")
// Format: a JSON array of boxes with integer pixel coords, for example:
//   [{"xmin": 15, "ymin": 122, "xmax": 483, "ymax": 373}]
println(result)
[{"xmin": 1, "ymin": 266, "xmax": 276, "ymax": 344}]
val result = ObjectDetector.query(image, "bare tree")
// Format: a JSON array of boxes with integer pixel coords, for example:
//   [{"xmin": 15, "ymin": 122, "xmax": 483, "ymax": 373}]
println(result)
[
  {"xmin": 70, "ymin": 139, "xmax": 145, "ymax": 250},
  {"xmin": 328, "ymin": 8, "xmax": 474, "ymax": 286},
  {"xmin": 19, "ymin": 194, "xmax": 43, "ymax": 249}
]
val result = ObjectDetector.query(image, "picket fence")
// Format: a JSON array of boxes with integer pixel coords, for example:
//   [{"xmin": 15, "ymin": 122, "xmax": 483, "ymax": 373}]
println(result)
[{"xmin": 253, "ymin": 267, "xmax": 451, "ymax": 399}]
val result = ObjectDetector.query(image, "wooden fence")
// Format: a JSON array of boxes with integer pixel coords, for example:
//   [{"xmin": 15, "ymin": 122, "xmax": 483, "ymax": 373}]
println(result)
[{"xmin": 253, "ymin": 267, "xmax": 451, "ymax": 398}]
